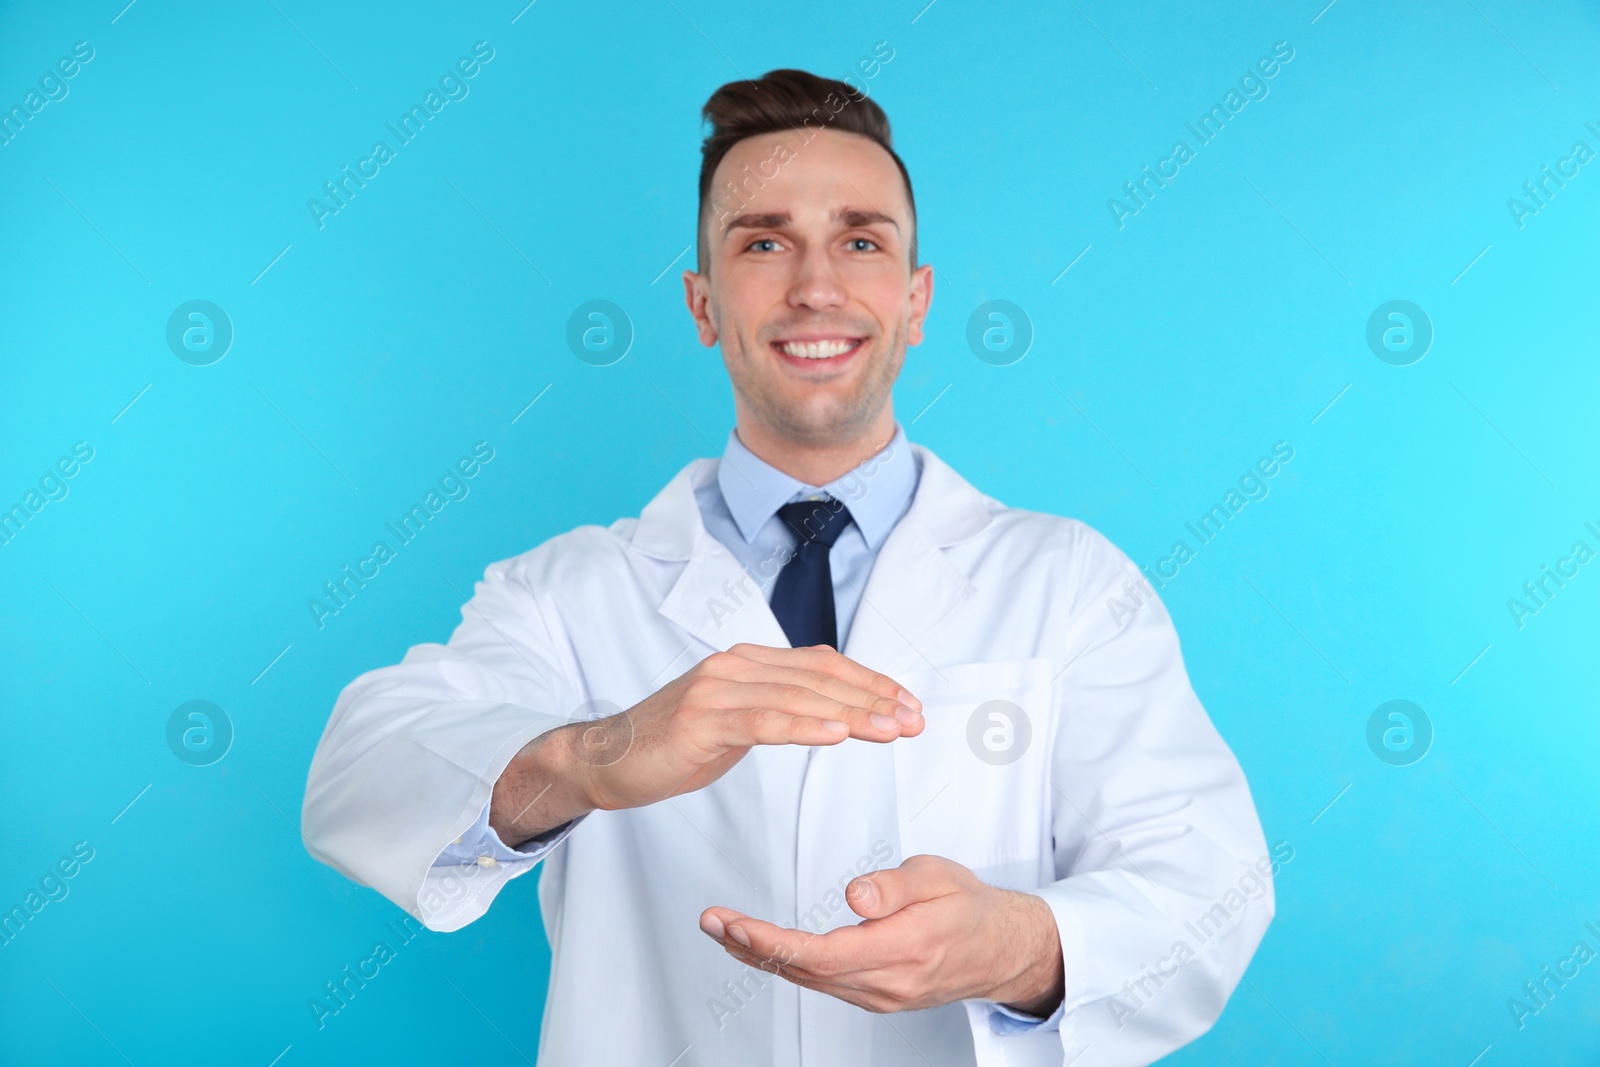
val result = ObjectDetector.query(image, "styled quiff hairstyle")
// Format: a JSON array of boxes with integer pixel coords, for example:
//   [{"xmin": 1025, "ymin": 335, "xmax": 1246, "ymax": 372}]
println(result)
[{"xmin": 695, "ymin": 68, "xmax": 917, "ymax": 274}]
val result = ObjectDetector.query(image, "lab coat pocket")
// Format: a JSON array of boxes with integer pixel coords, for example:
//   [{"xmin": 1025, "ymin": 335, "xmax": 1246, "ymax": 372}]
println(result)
[{"xmin": 891, "ymin": 657, "xmax": 1053, "ymax": 887}]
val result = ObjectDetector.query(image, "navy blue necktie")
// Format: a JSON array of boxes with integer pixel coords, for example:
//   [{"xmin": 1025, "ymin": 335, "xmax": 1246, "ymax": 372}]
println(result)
[{"xmin": 770, "ymin": 497, "xmax": 856, "ymax": 650}]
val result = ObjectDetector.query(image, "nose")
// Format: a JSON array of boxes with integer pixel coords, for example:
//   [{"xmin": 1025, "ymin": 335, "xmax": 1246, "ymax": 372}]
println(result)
[{"xmin": 786, "ymin": 241, "xmax": 846, "ymax": 311}]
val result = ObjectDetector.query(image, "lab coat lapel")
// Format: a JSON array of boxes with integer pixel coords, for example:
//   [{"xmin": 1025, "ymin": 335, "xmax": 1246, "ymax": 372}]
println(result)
[
  {"xmin": 842, "ymin": 445, "xmax": 993, "ymax": 676},
  {"xmin": 633, "ymin": 457, "xmax": 792, "ymax": 653}
]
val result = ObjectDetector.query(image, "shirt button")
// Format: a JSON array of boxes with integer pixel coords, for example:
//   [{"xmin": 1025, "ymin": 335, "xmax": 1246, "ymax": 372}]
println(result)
[{"xmin": 476, "ymin": 855, "xmax": 497, "ymax": 867}]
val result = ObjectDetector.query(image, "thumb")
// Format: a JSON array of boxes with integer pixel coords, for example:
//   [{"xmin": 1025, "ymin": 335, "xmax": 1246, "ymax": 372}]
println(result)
[{"xmin": 845, "ymin": 855, "xmax": 953, "ymax": 919}]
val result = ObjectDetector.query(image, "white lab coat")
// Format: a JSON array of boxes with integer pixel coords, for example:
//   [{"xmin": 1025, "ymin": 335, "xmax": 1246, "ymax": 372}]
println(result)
[{"xmin": 303, "ymin": 443, "xmax": 1273, "ymax": 1067}]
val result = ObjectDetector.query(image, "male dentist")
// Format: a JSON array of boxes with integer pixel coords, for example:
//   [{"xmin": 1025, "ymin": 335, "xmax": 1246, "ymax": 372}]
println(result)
[{"xmin": 303, "ymin": 68, "xmax": 1274, "ymax": 1066}]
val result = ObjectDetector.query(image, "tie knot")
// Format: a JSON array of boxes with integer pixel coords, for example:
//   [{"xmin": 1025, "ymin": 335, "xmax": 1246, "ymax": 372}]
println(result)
[{"xmin": 777, "ymin": 497, "xmax": 855, "ymax": 549}]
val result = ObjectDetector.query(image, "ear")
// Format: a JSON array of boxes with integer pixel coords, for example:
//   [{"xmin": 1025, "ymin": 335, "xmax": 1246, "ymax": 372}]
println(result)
[
  {"xmin": 682, "ymin": 269, "xmax": 719, "ymax": 347},
  {"xmin": 905, "ymin": 262, "xmax": 934, "ymax": 347}
]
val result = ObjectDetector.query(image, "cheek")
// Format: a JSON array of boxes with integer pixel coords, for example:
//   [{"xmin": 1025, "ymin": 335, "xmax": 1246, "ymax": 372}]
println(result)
[
  {"xmin": 720, "ymin": 274, "xmax": 780, "ymax": 330},
  {"xmin": 857, "ymin": 279, "xmax": 912, "ymax": 338},
  {"xmin": 737, "ymin": 287, "xmax": 804, "ymax": 347}
]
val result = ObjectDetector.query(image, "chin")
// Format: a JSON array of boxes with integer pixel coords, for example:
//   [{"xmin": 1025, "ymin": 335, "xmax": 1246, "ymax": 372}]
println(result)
[{"xmin": 769, "ymin": 395, "xmax": 881, "ymax": 445}]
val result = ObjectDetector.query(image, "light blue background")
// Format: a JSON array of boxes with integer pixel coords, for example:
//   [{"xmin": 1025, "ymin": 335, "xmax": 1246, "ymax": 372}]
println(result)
[{"xmin": 3, "ymin": 0, "xmax": 1597, "ymax": 1063}]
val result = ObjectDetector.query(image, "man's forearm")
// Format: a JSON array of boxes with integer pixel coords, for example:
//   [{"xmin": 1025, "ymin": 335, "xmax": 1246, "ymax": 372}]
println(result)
[
  {"xmin": 488, "ymin": 723, "xmax": 600, "ymax": 846},
  {"xmin": 992, "ymin": 891, "xmax": 1066, "ymax": 1018}
]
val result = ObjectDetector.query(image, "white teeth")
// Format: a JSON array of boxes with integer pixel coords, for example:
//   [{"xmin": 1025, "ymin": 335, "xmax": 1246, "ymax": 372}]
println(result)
[{"xmin": 777, "ymin": 339, "xmax": 856, "ymax": 359}]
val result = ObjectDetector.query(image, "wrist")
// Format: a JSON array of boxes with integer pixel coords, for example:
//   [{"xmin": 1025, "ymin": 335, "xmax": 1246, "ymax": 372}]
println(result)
[
  {"xmin": 562, "ymin": 720, "xmax": 610, "ymax": 811},
  {"xmin": 990, "ymin": 891, "xmax": 1065, "ymax": 1018},
  {"xmin": 489, "ymin": 723, "xmax": 599, "ymax": 843}
]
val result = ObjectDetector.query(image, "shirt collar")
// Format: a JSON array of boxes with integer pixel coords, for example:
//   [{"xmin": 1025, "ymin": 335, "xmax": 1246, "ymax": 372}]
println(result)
[{"xmin": 716, "ymin": 422, "xmax": 918, "ymax": 551}]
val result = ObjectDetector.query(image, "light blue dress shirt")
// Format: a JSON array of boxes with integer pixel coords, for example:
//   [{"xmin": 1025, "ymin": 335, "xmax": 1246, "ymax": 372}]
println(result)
[
  {"xmin": 431, "ymin": 422, "xmax": 1059, "ymax": 1032},
  {"xmin": 694, "ymin": 420, "xmax": 920, "ymax": 652}
]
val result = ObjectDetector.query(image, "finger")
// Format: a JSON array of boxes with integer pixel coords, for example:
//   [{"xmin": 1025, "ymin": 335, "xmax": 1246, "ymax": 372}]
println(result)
[
  {"xmin": 738, "ymin": 644, "xmax": 923, "ymax": 712},
  {"xmin": 706, "ymin": 708, "xmax": 859, "ymax": 748},
  {"xmin": 699, "ymin": 908, "xmax": 822, "ymax": 978},
  {"xmin": 698, "ymin": 904, "xmax": 926, "ymax": 1012},
  {"xmin": 729, "ymin": 643, "xmax": 922, "ymax": 713},
  {"xmin": 710, "ymin": 933, "xmax": 904, "ymax": 1013},
  {"xmin": 713, "ymin": 940, "xmax": 883, "ymax": 998},
  {"xmin": 702, "ymin": 907, "xmax": 889, "ymax": 980},
  {"xmin": 713, "ymin": 939, "xmax": 885, "ymax": 1003},
  {"xmin": 708, "ymin": 683, "xmax": 911, "ymax": 744},
  {"xmin": 845, "ymin": 854, "xmax": 966, "ymax": 920},
  {"xmin": 708, "ymin": 932, "xmax": 826, "ymax": 983},
  {"xmin": 716, "ymin": 660, "xmax": 923, "ymax": 732},
  {"xmin": 770, "ymin": 970, "xmax": 889, "ymax": 1013}
]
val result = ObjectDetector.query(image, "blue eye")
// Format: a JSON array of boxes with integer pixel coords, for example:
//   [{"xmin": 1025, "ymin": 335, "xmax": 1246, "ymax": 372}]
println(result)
[
  {"xmin": 748, "ymin": 238, "xmax": 779, "ymax": 252},
  {"xmin": 849, "ymin": 238, "xmax": 879, "ymax": 252}
]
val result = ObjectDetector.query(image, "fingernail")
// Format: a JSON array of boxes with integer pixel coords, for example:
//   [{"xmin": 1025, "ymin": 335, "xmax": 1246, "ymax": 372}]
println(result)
[
  {"xmin": 728, "ymin": 925, "xmax": 751, "ymax": 947},
  {"xmin": 823, "ymin": 720, "xmax": 849, "ymax": 734},
  {"xmin": 870, "ymin": 712, "xmax": 898, "ymax": 731},
  {"xmin": 849, "ymin": 878, "xmax": 879, "ymax": 908},
  {"xmin": 701, "ymin": 913, "xmax": 726, "ymax": 939},
  {"xmin": 897, "ymin": 689, "xmax": 922, "ymax": 712},
  {"xmin": 894, "ymin": 706, "xmax": 923, "ymax": 727}
]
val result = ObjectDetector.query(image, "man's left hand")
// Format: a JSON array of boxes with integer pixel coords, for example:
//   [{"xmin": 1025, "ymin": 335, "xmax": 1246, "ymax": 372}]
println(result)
[{"xmin": 698, "ymin": 854, "xmax": 1065, "ymax": 1017}]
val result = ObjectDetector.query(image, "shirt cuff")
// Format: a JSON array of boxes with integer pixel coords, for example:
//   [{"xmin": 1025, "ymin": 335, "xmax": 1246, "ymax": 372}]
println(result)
[
  {"xmin": 987, "ymin": 996, "xmax": 1066, "ymax": 1035},
  {"xmin": 433, "ymin": 797, "xmax": 577, "ymax": 867}
]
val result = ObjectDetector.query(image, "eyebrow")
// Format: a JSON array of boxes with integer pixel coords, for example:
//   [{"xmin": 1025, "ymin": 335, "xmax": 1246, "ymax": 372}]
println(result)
[{"xmin": 723, "ymin": 208, "xmax": 903, "ymax": 238}]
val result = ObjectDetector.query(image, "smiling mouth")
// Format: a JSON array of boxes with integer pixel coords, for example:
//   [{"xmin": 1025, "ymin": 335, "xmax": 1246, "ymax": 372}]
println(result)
[{"xmin": 770, "ymin": 337, "xmax": 865, "ymax": 365}]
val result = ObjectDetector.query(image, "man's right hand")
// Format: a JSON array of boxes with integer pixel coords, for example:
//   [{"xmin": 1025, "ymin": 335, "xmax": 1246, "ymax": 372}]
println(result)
[{"xmin": 488, "ymin": 643, "xmax": 924, "ymax": 846}]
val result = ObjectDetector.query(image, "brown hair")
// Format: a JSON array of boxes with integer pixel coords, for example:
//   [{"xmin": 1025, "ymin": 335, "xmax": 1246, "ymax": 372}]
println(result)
[{"xmin": 696, "ymin": 68, "xmax": 916, "ymax": 274}]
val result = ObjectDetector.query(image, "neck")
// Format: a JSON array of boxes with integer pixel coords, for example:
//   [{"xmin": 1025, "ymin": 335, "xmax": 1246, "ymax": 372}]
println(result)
[{"xmin": 734, "ymin": 409, "xmax": 898, "ymax": 487}]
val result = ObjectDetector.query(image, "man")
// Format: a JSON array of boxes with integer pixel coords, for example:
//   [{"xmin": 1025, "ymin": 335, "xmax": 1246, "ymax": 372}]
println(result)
[{"xmin": 303, "ymin": 68, "xmax": 1274, "ymax": 1066}]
